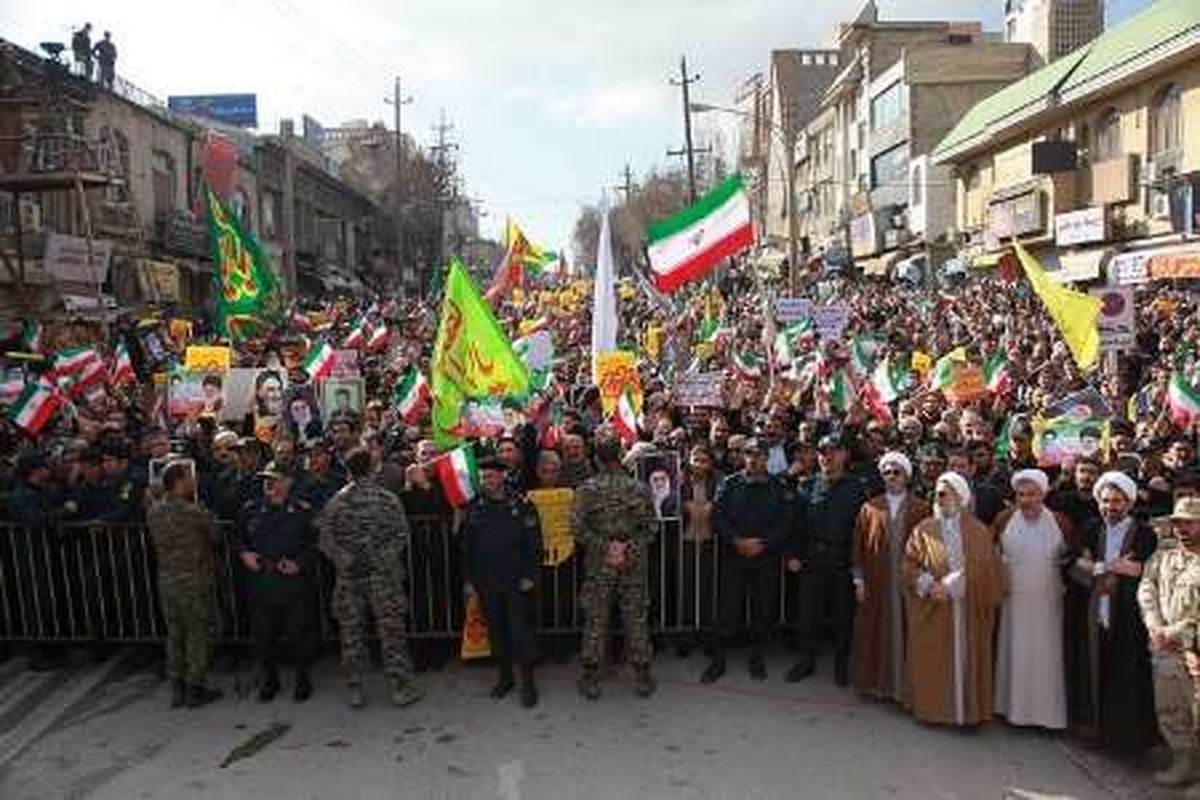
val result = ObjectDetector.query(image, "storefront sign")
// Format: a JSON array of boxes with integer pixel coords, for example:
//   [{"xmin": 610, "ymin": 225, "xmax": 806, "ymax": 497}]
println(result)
[
  {"xmin": 1107, "ymin": 251, "xmax": 1151, "ymax": 286},
  {"xmin": 1055, "ymin": 207, "xmax": 1107, "ymax": 247}
]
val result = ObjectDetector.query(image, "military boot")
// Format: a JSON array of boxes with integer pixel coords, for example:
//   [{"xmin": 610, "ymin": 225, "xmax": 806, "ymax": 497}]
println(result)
[
  {"xmin": 491, "ymin": 663, "xmax": 516, "ymax": 699},
  {"xmin": 347, "ymin": 683, "xmax": 366, "ymax": 709},
  {"xmin": 391, "ymin": 679, "xmax": 425, "ymax": 708},
  {"xmin": 578, "ymin": 664, "xmax": 601, "ymax": 701},
  {"xmin": 169, "ymin": 679, "xmax": 187, "ymax": 709},
  {"xmin": 634, "ymin": 665, "xmax": 657, "ymax": 698},
  {"xmin": 293, "ymin": 669, "xmax": 313, "ymax": 703},
  {"xmin": 258, "ymin": 666, "xmax": 281, "ymax": 703},
  {"xmin": 519, "ymin": 665, "xmax": 538, "ymax": 709},
  {"xmin": 186, "ymin": 684, "xmax": 223, "ymax": 709},
  {"xmin": 1155, "ymin": 749, "xmax": 1198, "ymax": 787}
]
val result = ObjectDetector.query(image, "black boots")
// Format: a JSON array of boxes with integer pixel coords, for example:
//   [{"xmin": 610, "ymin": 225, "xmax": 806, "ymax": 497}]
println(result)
[
  {"xmin": 748, "ymin": 651, "xmax": 767, "ymax": 681},
  {"xmin": 519, "ymin": 665, "xmax": 538, "ymax": 709},
  {"xmin": 578, "ymin": 663, "xmax": 601, "ymax": 701},
  {"xmin": 258, "ymin": 667, "xmax": 281, "ymax": 703},
  {"xmin": 293, "ymin": 669, "xmax": 313, "ymax": 703},
  {"xmin": 634, "ymin": 665, "xmax": 657, "ymax": 698},
  {"xmin": 187, "ymin": 684, "xmax": 223, "ymax": 708},
  {"xmin": 170, "ymin": 679, "xmax": 186, "ymax": 709},
  {"xmin": 491, "ymin": 664, "xmax": 516, "ymax": 699},
  {"xmin": 834, "ymin": 657, "xmax": 850, "ymax": 687}
]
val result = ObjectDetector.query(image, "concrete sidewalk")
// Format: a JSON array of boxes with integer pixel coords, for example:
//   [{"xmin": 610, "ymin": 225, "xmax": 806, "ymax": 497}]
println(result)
[{"xmin": 0, "ymin": 651, "xmax": 1160, "ymax": 799}]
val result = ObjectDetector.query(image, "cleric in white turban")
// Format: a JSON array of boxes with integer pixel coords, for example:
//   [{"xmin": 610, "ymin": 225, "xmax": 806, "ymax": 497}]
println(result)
[
  {"xmin": 1010, "ymin": 468, "xmax": 1050, "ymax": 495},
  {"xmin": 1093, "ymin": 470, "xmax": 1138, "ymax": 505},
  {"xmin": 877, "ymin": 451, "xmax": 913, "ymax": 480}
]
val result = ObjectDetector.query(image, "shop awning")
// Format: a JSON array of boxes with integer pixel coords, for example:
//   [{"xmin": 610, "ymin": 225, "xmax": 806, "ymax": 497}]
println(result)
[{"xmin": 1150, "ymin": 250, "xmax": 1200, "ymax": 279}]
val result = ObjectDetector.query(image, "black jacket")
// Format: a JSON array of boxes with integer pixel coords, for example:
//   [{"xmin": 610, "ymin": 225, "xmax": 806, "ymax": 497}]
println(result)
[
  {"xmin": 461, "ymin": 493, "xmax": 542, "ymax": 594},
  {"xmin": 713, "ymin": 472, "xmax": 795, "ymax": 558},
  {"xmin": 797, "ymin": 472, "xmax": 868, "ymax": 568}
]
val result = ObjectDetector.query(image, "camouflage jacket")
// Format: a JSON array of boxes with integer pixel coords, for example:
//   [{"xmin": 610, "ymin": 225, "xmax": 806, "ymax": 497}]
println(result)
[
  {"xmin": 317, "ymin": 480, "xmax": 410, "ymax": 579},
  {"xmin": 146, "ymin": 497, "xmax": 217, "ymax": 593},
  {"xmin": 571, "ymin": 470, "xmax": 656, "ymax": 576},
  {"xmin": 1138, "ymin": 545, "xmax": 1200, "ymax": 652}
]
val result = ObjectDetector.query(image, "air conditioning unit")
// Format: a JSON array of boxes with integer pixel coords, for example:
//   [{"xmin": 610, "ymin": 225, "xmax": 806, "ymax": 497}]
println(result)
[
  {"xmin": 1151, "ymin": 188, "xmax": 1171, "ymax": 219},
  {"xmin": 18, "ymin": 200, "xmax": 42, "ymax": 234}
]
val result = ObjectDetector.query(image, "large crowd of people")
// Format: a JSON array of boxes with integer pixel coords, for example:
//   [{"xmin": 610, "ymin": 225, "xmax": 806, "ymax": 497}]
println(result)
[{"xmin": 3, "ymin": 262, "xmax": 1200, "ymax": 784}]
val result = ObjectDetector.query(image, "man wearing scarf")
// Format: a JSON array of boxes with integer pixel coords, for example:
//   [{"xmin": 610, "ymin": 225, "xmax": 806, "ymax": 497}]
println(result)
[
  {"xmin": 1065, "ymin": 470, "xmax": 1158, "ymax": 753},
  {"xmin": 993, "ymin": 469, "xmax": 1070, "ymax": 730},
  {"xmin": 851, "ymin": 451, "xmax": 930, "ymax": 704},
  {"xmin": 904, "ymin": 472, "xmax": 1003, "ymax": 726}
]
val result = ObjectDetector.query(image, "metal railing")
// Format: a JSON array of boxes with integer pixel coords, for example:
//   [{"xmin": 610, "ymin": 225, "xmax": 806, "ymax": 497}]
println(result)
[{"xmin": 0, "ymin": 518, "xmax": 804, "ymax": 645}]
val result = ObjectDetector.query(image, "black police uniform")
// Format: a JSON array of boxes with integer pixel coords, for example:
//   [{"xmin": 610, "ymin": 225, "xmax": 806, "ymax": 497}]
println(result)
[
  {"xmin": 793, "ymin": 470, "xmax": 867, "ymax": 681},
  {"xmin": 461, "ymin": 491, "xmax": 542, "ymax": 668},
  {"xmin": 710, "ymin": 469, "xmax": 795, "ymax": 669}
]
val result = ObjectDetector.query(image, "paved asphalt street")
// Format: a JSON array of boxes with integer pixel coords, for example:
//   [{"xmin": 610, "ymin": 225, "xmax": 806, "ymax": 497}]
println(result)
[{"xmin": 0, "ymin": 650, "xmax": 1172, "ymax": 799}]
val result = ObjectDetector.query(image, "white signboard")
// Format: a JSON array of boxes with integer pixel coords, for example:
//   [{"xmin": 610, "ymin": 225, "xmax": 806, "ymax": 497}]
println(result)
[
  {"xmin": 44, "ymin": 233, "xmax": 113, "ymax": 286},
  {"xmin": 813, "ymin": 303, "xmax": 851, "ymax": 340},
  {"xmin": 1090, "ymin": 286, "xmax": 1136, "ymax": 352},
  {"xmin": 1055, "ymin": 207, "xmax": 1107, "ymax": 247},
  {"xmin": 775, "ymin": 297, "xmax": 813, "ymax": 325},
  {"xmin": 673, "ymin": 372, "xmax": 725, "ymax": 408},
  {"xmin": 1108, "ymin": 251, "xmax": 1151, "ymax": 286}
]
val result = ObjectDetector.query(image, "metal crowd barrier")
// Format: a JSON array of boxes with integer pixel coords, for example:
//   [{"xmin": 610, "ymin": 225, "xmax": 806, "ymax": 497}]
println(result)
[{"xmin": 0, "ymin": 518, "xmax": 804, "ymax": 645}]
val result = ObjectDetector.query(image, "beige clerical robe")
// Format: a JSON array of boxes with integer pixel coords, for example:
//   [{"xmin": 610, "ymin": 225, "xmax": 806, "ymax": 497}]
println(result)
[
  {"xmin": 852, "ymin": 494, "xmax": 931, "ymax": 703},
  {"xmin": 904, "ymin": 512, "xmax": 1003, "ymax": 726}
]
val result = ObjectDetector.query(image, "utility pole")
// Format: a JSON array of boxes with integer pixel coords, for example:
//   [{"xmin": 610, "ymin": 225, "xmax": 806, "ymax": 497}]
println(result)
[
  {"xmin": 615, "ymin": 163, "xmax": 634, "ymax": 202},
  {"xmin": 429, "ymin": 109, "xmax": 458, "ymax": 294},
  {"xmin": 385, "ymin": 76, "xmax": 413, "ymax": 293},
  {"xmin": 667, "ymin": 55, "xmax": 708, "ymax": 203}
]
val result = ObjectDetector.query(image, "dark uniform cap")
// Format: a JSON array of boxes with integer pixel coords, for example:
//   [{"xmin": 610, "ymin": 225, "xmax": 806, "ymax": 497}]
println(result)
[
  {"xmin": 257, "ymin": 461, "xmax": 293, "ymax": 480},
  {"xmin": 477, "ymin": 456, "xmax": 506, "ymax": 473},
  {"xmin": 817, "ymin": 433, "xmax": 847, "ymax": 452}
]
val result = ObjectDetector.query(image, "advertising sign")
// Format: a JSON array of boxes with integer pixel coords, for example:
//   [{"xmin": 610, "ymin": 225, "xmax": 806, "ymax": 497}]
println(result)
[{"xmin": 168, "ymin": 94, "xmax": 259, "ymax": 128}]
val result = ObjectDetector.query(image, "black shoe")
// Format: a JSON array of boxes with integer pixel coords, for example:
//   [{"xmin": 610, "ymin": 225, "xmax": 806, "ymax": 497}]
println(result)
[
  {"xmin": 785, "ymin": 660, "xmax": 815, "ymax": 683},
  {"xmin": 519, "ymin": 675, "xmax": 538, "ymax": 709},
  {"xmin": 186, "ymin": 684, "xmax": 223, "ymax": 709},
  {"xmin": 491, "ymin": 665, "xmax": 516, "ymax": 699},
  {"xmin": 170, "ymin": 679, "xmax": 187, "ymax": 709},
  {"xmin": 834, "ymin": 659, "xmax": 849, "ymax": 687},
  {"xmin": 749, "ymin": 654, "xmax": 767, "ymax": 681},
  {"xmin": 258, "ymin": 674, "xmax": 281, "ymax": 703},
  {"xmin": 700, "ymin": 659, "xmax": 726, "ymax": 684},
  {"xmin": 634, "ymin": 666, "xmax": 657, "ymax": 698},
  {"xmin": 577, "ymin": 666, "xmax": 600, "ymax": 701},
  {"xmin": 294, "ymin": 671, "xmax": 313, "ymax": 703}
]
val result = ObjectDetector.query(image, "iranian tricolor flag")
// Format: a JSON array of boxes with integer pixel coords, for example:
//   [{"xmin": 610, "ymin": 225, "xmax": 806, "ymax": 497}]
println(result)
[
  {"xmin": 68, "ymin": 358, "xmax": 107, "ymax": 398},
  {"xmin": 872, "ymin": 357, "xmax": 909, "ymax": 403},
  {"xmin": 394, "ymin": 368, "xmax": 430, "ymax": 424},
  {"xmin": 342, "ymin": 318, "xmax": 368, "ymax": 349},
  {"xmin": 1168, "ymin": 372, "xmax": 1200, "ymax": 426},
  {"xmin": 984, "ymin": 353, "xmax": 1012, "ymax": 396},
  {"xmin": 827, "ymin": 370, "xmax": 852, "ymax": 413},
  {"xmin": 303, "ymin": 341, "xmax": 336, "ymax": 381},
  {"xmin": 930, "ymin": 347, "xmax": 967, "ymax": 391},
  {"xmin": 850, "ymin": 337, "xmax": 874, "ymax": 377},
  {"xmin": 434, "ymin": 446, "xmax": 478, "ymax": 507},
  {"xmin": 54, "ymin": 346, "xmax": 99, "ymax": 378},
  {"xmin": 366, "ymin": 323, "xmax": 390, "ymax": 352},
  {"xmin": 860, "ymin": 379, "xmax": 894, "ymax": 426},
  {"xmin": 646, "ymin": 174, "xmax": 753, "ymax": 293},
  {"xmin": 9, "ymin": 381, "xmax": 61, "ymax": 434},
  {"xmin": 612, "ymin": 387, "xmax": 642, "ymax": 444},
  {"xmin": 732, "ymin": 351, "xmax": 763, "ymax": 379},
  {"xmin": 110, "ymin": 341, "xmax": 135, "ymax": 386}
]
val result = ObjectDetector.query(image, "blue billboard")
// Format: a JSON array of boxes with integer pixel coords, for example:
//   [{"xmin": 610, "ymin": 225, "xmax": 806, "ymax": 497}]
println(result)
[{"xmin": 168, "ymin": 94, "xmax": 259, "ymax": 128}]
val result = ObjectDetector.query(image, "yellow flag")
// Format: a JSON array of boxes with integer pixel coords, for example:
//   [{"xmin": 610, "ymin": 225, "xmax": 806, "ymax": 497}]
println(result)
[{"xmin": 1013, "ymin": 241, "xmax": 1100, "ymax": 371}]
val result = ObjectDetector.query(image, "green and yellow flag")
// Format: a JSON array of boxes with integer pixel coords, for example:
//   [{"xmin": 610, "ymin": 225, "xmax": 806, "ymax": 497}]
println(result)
[
  {"xmin": 205, "ymin": 185, "xmax": 282, "ymax": 340},
  {"xmin": 1014, "ymin": 241, "xmax": 1100, "ymax": 371},
  {"xmin": 432, "ymin": 258, "xmax": 531, "ymax": 445}
]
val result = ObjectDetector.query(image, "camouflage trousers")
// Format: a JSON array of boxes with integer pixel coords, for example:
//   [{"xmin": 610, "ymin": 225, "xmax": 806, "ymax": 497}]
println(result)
[
  {"xmin": 333, "ymin": 570, "xmax": 412, "ymax": 685},
  {"xmin": 1153, "ymin": 653, "xmax": 1200, "ymax": 751},
  {"xmin": 579, "ymin": 571, "xmax": 652, "ymax": 667},
  {"xmin": 160, "ymin": 587, "xmax": 214, "ymax": 685}
]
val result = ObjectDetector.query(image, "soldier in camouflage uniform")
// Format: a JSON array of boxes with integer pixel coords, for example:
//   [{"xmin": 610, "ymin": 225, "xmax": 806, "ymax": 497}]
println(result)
[
  {"xmin": 571, "ymin": 433, "xmax": 657, "ymax": 700},
  {"xmin": 318, "ymin": 447, "xmax": 424, "ymax": 709},
  {"xmin": 146, "ymin": 462, "xmax": 222, "ymax": 709},
  {"xmin": 1138, "ymin": 497, "xmax": 1200, "ymax": 790}
]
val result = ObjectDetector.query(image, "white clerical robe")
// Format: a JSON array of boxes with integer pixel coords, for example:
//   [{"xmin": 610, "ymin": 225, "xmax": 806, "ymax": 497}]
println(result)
[{"xmin": 995, "ymin": 509, "xmax": 1067, "ymax": 729}]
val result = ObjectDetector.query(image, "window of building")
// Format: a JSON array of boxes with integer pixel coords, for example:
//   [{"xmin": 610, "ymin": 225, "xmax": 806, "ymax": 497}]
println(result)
[
  {"xmin": 802, "ymin": 53, "xmax": 813, "ymax": 66},
  {"xmin": 871, "ymin": 143, "xmax": 909, "ymax": 191},
  {"xmin": 151, "ymin": 150, "xmax": 176, "ymax": 217},
  {"xmin": 1150, "ymin": 84, "xmax": 1182, "ymax": 159},
  {"xmin": 871, "ymin": 81, "xmax": 907, "ymax": 132},
  {"xmin": 829, "ymin": 53, "xmax": 838, "ymax": 66},
  {"xmin": 1093, "ymin": 108, "xmax": 1122, "ymax": 162},
  {"xmin": 911, "ymin": 164, "xmax": 924, "ymax": 208}
]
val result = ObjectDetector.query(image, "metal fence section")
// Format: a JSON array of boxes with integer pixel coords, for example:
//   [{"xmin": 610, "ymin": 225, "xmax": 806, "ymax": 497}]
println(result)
[{"xmin": 0, "ymin": 518, "xmax": 799, "ymax": 645}]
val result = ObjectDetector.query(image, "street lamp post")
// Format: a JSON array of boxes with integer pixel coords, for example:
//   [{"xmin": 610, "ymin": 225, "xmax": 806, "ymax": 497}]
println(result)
[
  {"xmin": 690, "ymin": 102, "xmax": 800, "ymax": 293},
  {"xmin": 385, "ymin": 76, "xmax": 413, "ymax": 292}
]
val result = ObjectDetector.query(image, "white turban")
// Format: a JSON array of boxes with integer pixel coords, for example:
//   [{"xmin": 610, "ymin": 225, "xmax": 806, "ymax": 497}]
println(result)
[
  {"xmin": 1094, "ymin": 471, "xmax": 1138, "ymax": 504},
  {"xmin": 936, "ymin": 472, "xmax": 973, "ymax": 509},
  {"xmin": 878, "ymin": 451, "xmax": 913, "ymax": 479},
  {"xmin": 1010, "ymin": 469, "xmax": 1050, "ymax": 494}
]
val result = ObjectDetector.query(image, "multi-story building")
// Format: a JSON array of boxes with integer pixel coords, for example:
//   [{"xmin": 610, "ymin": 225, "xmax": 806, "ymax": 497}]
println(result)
[
  {"xmin": 934, "ymin": 0, "xmax": 1200, "ymax": 285},
  {"xmin": 1005, "ymin": 0, "xmax": 1104, "ymax": 66}
]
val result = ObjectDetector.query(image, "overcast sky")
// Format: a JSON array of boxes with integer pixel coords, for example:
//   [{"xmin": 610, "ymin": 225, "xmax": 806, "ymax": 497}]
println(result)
[{"xmin": 4, "ymin": 0, "xmax": 1148, "ymax": 260}]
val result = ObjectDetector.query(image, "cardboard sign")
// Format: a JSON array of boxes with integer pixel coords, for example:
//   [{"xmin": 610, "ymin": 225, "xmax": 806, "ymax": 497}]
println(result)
[
  {"xmin": 673, "ymin": 372, "xmax": 726, "ymax": 408},
  {"xmin": 1034, "ymin": 416, "xmax": 1109, "ymax": 469},
  {"xmin": 528, "ymin": 488, "xmax": 575, "ymax": 566},
  {"xmin": 775, "ymin": 297, "xmax": 813, "ymax": 325},
  {"xmin": 595, "ymin": 351, "xmax": 641, "ymax": 416},
  {"xmin": 813, "ymin": 303, "xmax": 851, "ymax": 340},
  {"xmin": 184, "ymin": 345, "xmax": 232, "ymax": 372},
  {"xmin": 167, "ymin": 369, "xmax": 226, "ymax": 417},
  {"xmin": 331, "ymin": 349, "xmax": 360, "ymax": 379},
  {"xmin": 1091, "ymin": 286, "xmax": 1136, "ymax": 353},
  {"xmin": 943, "ymin": 365, "xmax": 987, "ymax": 404}
]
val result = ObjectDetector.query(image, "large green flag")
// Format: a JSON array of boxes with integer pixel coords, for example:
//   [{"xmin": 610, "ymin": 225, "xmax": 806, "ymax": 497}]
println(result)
[
  {"xmin": 431, "ymin": 258, "xmax": 531, "ymax": 446},
  {"xmin": 205, "ymin": 185, "xmax": 283, "ymax": 340}
]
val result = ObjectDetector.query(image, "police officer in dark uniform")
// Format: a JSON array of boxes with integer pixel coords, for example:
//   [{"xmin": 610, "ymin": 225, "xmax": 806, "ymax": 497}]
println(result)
[
  {"xmin": 701, "ymin": 438, "xmax": 796, "ymax": 684},
  {"xmin": 296, "ymin": 438, "xmax": 344, "ymax": 511},
  {"xmin": 236, "ymin": 462, "xmax": 320, "ymax": 702},
  {"xmin": 788, "ymin": 432, "xmax": 868, "ymax": 686},
  {"xmin": 462, "ymin": 457, "xmax": 542, "ymax": 708}
]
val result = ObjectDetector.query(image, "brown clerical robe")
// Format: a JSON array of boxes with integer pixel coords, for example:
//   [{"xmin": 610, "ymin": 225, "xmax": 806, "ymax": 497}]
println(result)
[
  {"xmin": 852, "ymin": 493, "xmax": 931, "ymax": 703},
  {"xmin": 904, "ymin": 512, "xmax": 1003, "ymax": 726}
]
